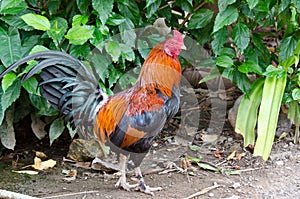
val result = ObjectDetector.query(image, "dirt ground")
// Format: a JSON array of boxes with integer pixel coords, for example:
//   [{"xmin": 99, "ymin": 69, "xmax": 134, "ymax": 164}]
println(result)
[{"xmin": 0, "ymin": 86, "xmax": 300, "ymax": 199}]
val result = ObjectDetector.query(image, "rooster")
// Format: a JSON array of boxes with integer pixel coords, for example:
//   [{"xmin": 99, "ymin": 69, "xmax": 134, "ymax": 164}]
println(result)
[{"xmin": 0, "ymin": 30, "xmax": 186, "ymax": 195}]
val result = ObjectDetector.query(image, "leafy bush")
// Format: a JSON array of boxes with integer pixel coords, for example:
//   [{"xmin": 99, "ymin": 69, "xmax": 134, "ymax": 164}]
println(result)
[{"xmin": 0, "ymin": 0, "xmax": 299, "ymax": 161}]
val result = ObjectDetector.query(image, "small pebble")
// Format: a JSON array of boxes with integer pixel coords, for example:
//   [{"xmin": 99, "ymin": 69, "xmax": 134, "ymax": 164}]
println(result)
[{"xmin": 208, "ymin": 193, "xmax": 214, "ymax": 197}]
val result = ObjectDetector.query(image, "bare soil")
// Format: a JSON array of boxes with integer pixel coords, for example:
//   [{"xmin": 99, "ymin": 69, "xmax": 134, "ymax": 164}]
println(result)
[{"xmin": 0, "ymin": 87, "xmax": 300, "ymax": 199}]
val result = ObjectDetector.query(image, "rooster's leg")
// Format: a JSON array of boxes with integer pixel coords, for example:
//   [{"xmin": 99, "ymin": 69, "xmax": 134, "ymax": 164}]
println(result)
[
  {"xmin": 115, "ymin": 154, "xmax": 138, "ymax": 191},
  {"xmin": 133, "ymin": 166, "xmax": 162, "ymax": 196}
]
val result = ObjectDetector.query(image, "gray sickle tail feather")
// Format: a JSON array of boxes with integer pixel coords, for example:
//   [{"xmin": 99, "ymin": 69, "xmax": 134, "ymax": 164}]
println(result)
[{"xmin": 0, "ymin": 51, "xmax": 108, "ymax": 128}]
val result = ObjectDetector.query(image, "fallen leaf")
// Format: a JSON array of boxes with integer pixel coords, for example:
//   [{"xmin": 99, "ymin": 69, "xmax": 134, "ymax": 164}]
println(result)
[
  {"xmin": 201, "ymin": 133, "xmax": 218, "ymax": 143},
  {"xmin": 32, "ymin": 157, "xmax": 56, "ymax": 170},
  {"xmin": 189, "ymin": 145, "xmax": 201, "ymax": 151},
  {"xmin": 197, "ymin": 163, "xmax": 220, "ymax": 172},
  {"xmin": 227, "ymin": 151, "xmax": 236, "ymax": 161},
  {"xmin": 34, "ymin": 151, "xmax": 48, "ymax": 159},
  {"xmin": 236, "ymin": 152, "xmax": 246, "ymax": 161},
  {"xmin": 214, "ymin": 150, "xmax": 223, "ymax": 159},
  {"xmin": 12, "ymin": 170, "xmax": 39, "ymax": 175}
]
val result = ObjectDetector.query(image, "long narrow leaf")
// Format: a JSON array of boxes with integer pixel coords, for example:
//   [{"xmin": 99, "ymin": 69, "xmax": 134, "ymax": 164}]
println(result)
[
  {"xmin": 235, "ymin": 78, "xmax": 264, "ymax": 146},
  {"xmin": 254, "ymin": 74, "xmax": 287, "ymax": 160}
]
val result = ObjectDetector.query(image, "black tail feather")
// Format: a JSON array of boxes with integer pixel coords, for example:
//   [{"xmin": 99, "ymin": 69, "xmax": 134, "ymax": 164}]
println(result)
[{"xmin": 0, "ymin": 51, "xmax": 108, "ymax": 128}]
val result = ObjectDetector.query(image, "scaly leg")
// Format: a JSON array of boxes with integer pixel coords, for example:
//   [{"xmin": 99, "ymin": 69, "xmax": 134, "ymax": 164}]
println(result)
[
  {"xmin": 115, "ymin": 154, "xmax": 138, "ymax": 191},
  {"xmin": 133, "ymin": 166, "xmax": 162, "ymax": 196}
]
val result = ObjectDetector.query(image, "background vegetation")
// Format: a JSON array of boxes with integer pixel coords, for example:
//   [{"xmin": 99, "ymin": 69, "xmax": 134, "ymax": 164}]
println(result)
[{"xmin": 0, "ymin": 0, "xmax": 300, "ymax": 160}]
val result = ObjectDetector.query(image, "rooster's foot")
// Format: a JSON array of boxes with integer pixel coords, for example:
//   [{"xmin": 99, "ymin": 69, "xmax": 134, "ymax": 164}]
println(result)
[{"xmin": 134, "ymin": 180, "xmax": 162, "ymax": 196}]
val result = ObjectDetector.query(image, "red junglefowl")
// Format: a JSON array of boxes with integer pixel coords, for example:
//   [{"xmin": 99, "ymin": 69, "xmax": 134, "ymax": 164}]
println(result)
[{"xmin": 0, "ymin": 30, "xmax": 186, "ymax": 195}]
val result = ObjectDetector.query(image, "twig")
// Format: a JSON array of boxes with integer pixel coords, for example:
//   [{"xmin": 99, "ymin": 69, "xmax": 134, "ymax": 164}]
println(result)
[
  {"xmin": 237, "ymin": 167, "xmax": 263, "ymax": 173},
  {"xmin": 179, "ymin": 2, "xmax": 206, "ymax": 30},
  {"xmin": 183, "ymin": 183, "xmax": 223, "ymax": 199},
  {"xmin": 42, "ymin": 190, "xmax": 100, "ymax": 199},
  {"xmin": 0, "ymin": 189, "xmax": 40, "ymax": 199}
]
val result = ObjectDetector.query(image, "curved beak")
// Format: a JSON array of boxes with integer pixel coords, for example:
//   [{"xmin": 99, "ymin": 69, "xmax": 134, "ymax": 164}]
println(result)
[{"xmin": 181, "ymin": 44, "xmax": 187, "ymax": 50}]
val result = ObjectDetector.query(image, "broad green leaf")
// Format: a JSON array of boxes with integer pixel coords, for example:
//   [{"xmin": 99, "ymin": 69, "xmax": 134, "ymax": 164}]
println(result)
[
  {"xmin": 21, "ymin": 13, "xmax": 51, "ymax": 31},
  {"xmin": 212, "ymin": 27, "xmax": 228, "ymax": 55},
  {"xmin": 232, "ymin": 23, "xmax": 250, "ymax": 53},
  {"xmin": 255, "ymin": 74, "xmax": 287, "ymax": 160},
  {"xmin": 0, "ymin": 26, "xmax": 22, "ymax": 67},
  {"xmin": 247, "ymin": 0, "xmax": 259, "ymax": 9},
  {"xmin": 120, "ymin": 44, "xmax": 135, "ymax": 62},
  {"xmin": 279, "ymin": 36, "xmax": 298, "ymax": 62},
  {"xmin": 107, "ymin": 14, "xmax": 126, "ymax": 26},
  {"xmin": 117, "ymin": 0, "xmax": 140, "ymax": 24},
  {"xmin": 185, "ymin": 155, "xmax": 201, "ymax": 163},
  {"xmin": 119, "ymin": 18, "xmax": 136, "ymax": 47},
  {"xmin": 106, "ymin": 40, "xmax": 122, "ymax": 62},
  {"xmin": 263, "ymin": 65, "xmax": 285, "ymax": 77},
  {"xmin": 21, "ymin": 35, "xmax": 40, "ymax": 57},
  {"xmin": 213, "ymin": 6, "xmax": 238, "ymax": 33},
  {"xmin": 92, "ymin": 0, "xmax": 114, "ymax": 24},
  {"xmin": 89, "ymin": 53, "xmax": 109, "ymax": 82},
  {"xmin": 22, "ymin": 77, "xmax": 38, "ymax": 94},
  {"xmin": 146, "ymin": 0, "xmax": 161, "ymax": 18},
  {"xmin": 216, "ymin": 55, "xmax": 234, "ymax": 68},
  {"xmin": 76, "ymin": 0, "xmax": 90, "ymax": 15},
  {"xmin": 199, "ymin": 67, "xmax": 221, "ymax": 84},
  {"xmin": 72, "ymin": 15, "xmax": 89, "ymax": 26},
  {"xmin": 65, "ymin": 25, "xmax": 95, "ymax": 45},
  {"xmin": 238, "ymin": 60, "xmax": 263, "ymax": 74},
  {"xmin": 29, "ymin": 94, "xmax": 59, "ymax": 116},
  {"xmin": 219, "ymin": 47, "xmax": 236, "ymax": 58},
  {"xmin": 1, "ymin": 78, "xmax": 21, "ymax": 113},
  {"xmin": 0, "ymin": 0, "xmax": 26, "ymax": 15},
  {"xmin": 69, "ymin": 44, "xmax": 91, "ymax": 58},
  {"xmin": 47, "ymin": 17, "xmax": 68, "ymax": 41},
  {"xmin": 0, "ymin": 15, "xmax": 34, "ymax": 31},
  {"xmin": 218, "ymin": 0, "xmax": 236, "ymax": 12},
  {"xmin": 187, "ymin": 9, "xmax": 214, "ymax": 30},
  {"xmin": 1, "ymin": 72, "xmax": 17, "ymax": 92},
  {"xmin": 49, "ymin": 118, "xmax": 65, "ymax": 145}
]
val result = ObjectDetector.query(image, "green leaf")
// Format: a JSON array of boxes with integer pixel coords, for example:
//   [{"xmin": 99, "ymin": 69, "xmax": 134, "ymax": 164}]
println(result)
[
  {"xmin": 145, "ymin": 0, "xmax": 161, "ymax": 18},
  {"xmin": 106, "ymin": 40, "xmax": 121, "ymax": 62},
  {"xmin": 120, "ymin": 44, "xmax": 135, "ymax": 62},
  {"xmin": 107, "ymin": 14, "xmax": 126, "ymax": 26},
  {"xmin": 21, "ymin": 35, "xmax": 40, "ymax": 57},
  {"xmin": 199, "ymin": 67, "xmax": 221, "ymax": 84},
  {"xmin": 238, "ymin": 60, "xmax": 263, "ymax": 74},
  {"xmin": 213, "ymin": 6, "xmax": 238, "ymax": 33},
  {"xmin": 0, "ymin": 26, "xmax": 22, "ymax": 67},
  {"xmin": 0, "ymin": 0, "xmax": 26, "ymax": 15},
  {"xmin": 21, "ymin": 13, "xmax": 51, "ymax": 31},
  {"xmin": 47, "ymin": 17, "xmax": 68, "ymax": 41},
  {"xmin": 119, "ymin": 18, "xmax": 136, "ymax": 47},
  {"xmin": 0, "ymin": 15, "xmax": 34, "ymax": 31},
  {"xmin": 117, "ymin": 0, "xmax": 140, "ymax": 24},
  {"xmin": 211, "ymin": 27, "xmax": 228, "ymax": 55},
  {"xmin": 197, "ymin": 163, "xmax": 220, "ymax": 172},
  {"xmin": 263, "ymin": 65, "xmax": 285, "ymax": 77},
  {"xmin": 188, "ymin": 9, "xmax": 214, "ymax": 30},
  {"xmin": 29, "ymin": 94, "xmax": 58, "ymax": 116},
  {"xmin": 185, "ymin": 155, "xmax": 201, "ymax": 163},
  {"xmin": 292, "ymin": 88, "xmax": 300, "ymax": 100},
  {"xmin": 247, "ymin": 0, "xmax": 259, "ymax": 9},
  {"xmin": 279, "ymin": 36, "xmax": 298, "ymax": 62},
  {"xmin": 65, "ymin": 25, "xmax": 95, "ymax": 45},
  {"xmin": 92, "ymin": 0, "xmax": 114, "ymax": 24},
  {"xmin": 69, "ymin": 44, "xmax": 91, "ymax": 58},
  {"xmin": 218, "ymin": 0, "xmax": 236, "ymax": 12},
  {"xmin": 216, "ymin": 55, "xmax": 234, "ymax": 68},
  {"xmin": 49, "ymin": 118, "xmax": 65, "ymax": 145},
  {"xmin": 1, "ymin": 72, "xmax": 17, "ymax": 92},
  {"xmin": 232, "ymin": 23, "xmax": 250, "ymax": 53},
  {"xmin": 254, "ymin": 74, "xmax": 287, "ymax": 160},
  {"xmin": 1, "ymin": 78, "xmax": 21, "ymax": 113},
  {"xmin": 76, "ymin": 0, "xmax": 90, "ymax": 15},
  {"xmin": 235, "ymin": 78, "xmax": 264, "ymax": 146},
  {"xmin": 72, "ymin": 15, "xmax": 89, "ymax": 26},
  {"xmin": 22, "ymin": 77, "xmax": 38, "ymax": 95}
]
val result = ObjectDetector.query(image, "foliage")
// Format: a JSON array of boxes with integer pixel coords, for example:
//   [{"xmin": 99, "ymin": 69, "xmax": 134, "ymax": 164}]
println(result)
[{"xmin": 0, "ymin": 0, "xmax": 299, "ymax": 161}]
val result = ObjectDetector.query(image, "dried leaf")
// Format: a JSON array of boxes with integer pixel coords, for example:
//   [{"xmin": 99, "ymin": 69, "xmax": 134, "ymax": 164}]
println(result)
[
  {"xmin": 12, "ymin": 170, "xmax": 39, "ymax": 175},
  {"xmin": 227, "ymin": 150, "xmax": 236, "ymax": 160},
  {"xmin": 62, "ymin": 169, "xmax": 77, "ymax": 177},
  {"xmin": 32, "ymin": 157, "xmax": 56, "ymax": 170},
  {"xmin": 236, "ymin": 152, "xmax": 246, "ymax": 161},
  {"xmin": 214, "ymin": 150, "xmax": 223, "ymax": 159},
  {"xmin": 35, "ymin": 151, "xmax": 47, "ymax": 159}
]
